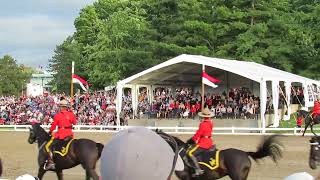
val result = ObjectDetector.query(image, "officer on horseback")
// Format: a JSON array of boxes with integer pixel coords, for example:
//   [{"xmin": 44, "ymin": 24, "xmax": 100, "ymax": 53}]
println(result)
[
  {"xmin": 186, "ymin": 107, "xmax": 214, "ymax": 176},
  {"xmin": 44, "ymin": 99, "xmax": 77, "ymax": 170},
  {"xmin": 312, "ymin": 96, "xmax": 320, "ymax": 124}
]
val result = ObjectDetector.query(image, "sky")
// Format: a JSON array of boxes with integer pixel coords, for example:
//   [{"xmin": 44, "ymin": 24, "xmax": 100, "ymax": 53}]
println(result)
[{"xmin": 0, "ymin": 0, "xmax": 94, "ymax": 68}]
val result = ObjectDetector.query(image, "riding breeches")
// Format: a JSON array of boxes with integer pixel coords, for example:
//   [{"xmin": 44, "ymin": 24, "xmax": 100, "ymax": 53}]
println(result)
[
  {"xmin": 187, "ymin": 145, "xmax": 206, "ymax": 168},
  {"xmin": 45, "ymin": 137, "xmax": 62, "ymax": 154}
]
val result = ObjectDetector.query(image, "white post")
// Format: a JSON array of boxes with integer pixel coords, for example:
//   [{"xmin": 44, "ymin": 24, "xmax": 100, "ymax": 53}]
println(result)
[
  {"xmin": 260, "ymin": 80, "xmax": 267, "ymax": 133},
  {"xmin": 272, "ymin": 80, "xmax": 280, "ymax": 127},
  {"xmin": 303, "ymin": 82, "xmax": 310, "ymax": 109},
  {"xmin": 284, "ymin": 81, "xmax": 292, "ymax": 120},
  {"xmin": 116, "ymin": 83, "xmax": 123, "ymax": 126}
]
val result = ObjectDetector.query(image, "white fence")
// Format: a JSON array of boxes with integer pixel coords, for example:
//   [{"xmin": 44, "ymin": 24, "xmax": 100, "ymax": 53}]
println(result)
[{"xmin": 0, "ymin": 125, "xmax": 319, "ymax": 136}]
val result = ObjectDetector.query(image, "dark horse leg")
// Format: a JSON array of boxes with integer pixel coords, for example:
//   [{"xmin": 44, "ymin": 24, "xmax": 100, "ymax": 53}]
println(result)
[
  {"xmin": 56, "ymin": 170, "xmax": 63, "ymax": 180},
  {"xmin": 37, "ymin": 168, "xmax": 46, "ymax": 180},
  {"xmin": 82, "ymin": 159, "xmax": 99, "ymax": 180},
  {"xmin": 175, "ymin": 170, "xmax": 192, "ymax": 180},
  {"xmin": 85, "ymin": 169, "xmax": 99, "ymax": 180},
  {"xmin": 311, "ymin": 124, "xmax": 318, "ymax": 136},
  {"xmin": 223, "ymin": 150, "xmax": 251, "ymax": 180},
  {"xmin": 303, "ymin": 120, "xmax": 312, "ymax": 136}
]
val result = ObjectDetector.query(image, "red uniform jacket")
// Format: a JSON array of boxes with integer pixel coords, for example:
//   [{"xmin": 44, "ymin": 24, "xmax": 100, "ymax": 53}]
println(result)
[
  {"xmin": 50, "ymin": 110, "xmax": 77, "ymax": 139},
  {"xmin": 192, "ymin": 119, "xmax": 213, "ymax": 149},
  {"xmin": 313, "ymin": 101, "xmax": 320, "ymax": 118}
]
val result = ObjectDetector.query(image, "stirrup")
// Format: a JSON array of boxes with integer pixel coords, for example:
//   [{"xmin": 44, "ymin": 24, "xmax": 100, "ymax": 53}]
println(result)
[{"xmin": 43, "ymin": 160, "xmax": 56, "ymax": 170}]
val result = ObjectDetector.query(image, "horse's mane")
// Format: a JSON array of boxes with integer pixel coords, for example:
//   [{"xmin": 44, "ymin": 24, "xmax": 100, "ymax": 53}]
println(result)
[
  {"xmin": 155, "ymin": 129, "xmax": 186, "ymax": 147},
  {"xmin": 297, "ymin": 110, "xmax": 311, "ymax": 117},
  {"xmin": 32, "ymin": 123, "xmax": 49, "ymax": 138}
]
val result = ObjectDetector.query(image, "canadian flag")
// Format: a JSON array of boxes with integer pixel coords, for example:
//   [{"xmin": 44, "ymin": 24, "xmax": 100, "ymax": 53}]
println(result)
[
  {"xmin": 202, "ymin": 71, "xmax": 221, "ymax": 88},
  {"xmin": 72, "ymin": 74, "xmax": 88, "ymax": 91}
]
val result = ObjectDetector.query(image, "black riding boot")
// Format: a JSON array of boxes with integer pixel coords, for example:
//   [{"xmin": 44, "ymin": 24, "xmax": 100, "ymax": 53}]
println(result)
[
  {"xmin": 44, "ymin": 151, "xmax": 56, "ymax": 170},
  {"xmin": 189, "ymin": 155, "xmax": 204, "ymax": 176}
]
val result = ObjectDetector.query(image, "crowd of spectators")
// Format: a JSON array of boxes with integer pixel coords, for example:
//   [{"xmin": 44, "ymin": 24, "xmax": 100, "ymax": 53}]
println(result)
[
  {"xmin": 138, "ymin": 87, "xmax": 260, "ymax": 120},
  {"xmin": 0, "ymin": 85, "xmax": 306, "ymax": 125},
  {"xmin": 0, "ymin": 92, "xmax": 119, "ymax": 126}
]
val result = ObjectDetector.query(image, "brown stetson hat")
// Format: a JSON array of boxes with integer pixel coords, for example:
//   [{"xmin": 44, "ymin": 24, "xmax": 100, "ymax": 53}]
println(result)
[
  {"xmin": 59, "ymin": 100, "xmax": 69, "ymax": 107},
  {"xmin": 198, "ymin": 107, "xmax": 214, "ymax": 118}
]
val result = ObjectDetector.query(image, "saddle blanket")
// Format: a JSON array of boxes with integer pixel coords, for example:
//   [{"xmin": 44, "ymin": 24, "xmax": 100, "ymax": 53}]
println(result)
[
  {"xmin": 45, "ymin": 138, "xmax": 74, "ymax": 157},
  {"xmin": 197, "ymin": 149, "xmax": 220, "ymax": 170}
]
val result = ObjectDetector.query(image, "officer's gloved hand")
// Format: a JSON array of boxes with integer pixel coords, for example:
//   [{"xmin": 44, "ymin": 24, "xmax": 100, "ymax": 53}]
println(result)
[{"xmin": 186, "ymin": 138, "xmax": 195, "ymax": 145}]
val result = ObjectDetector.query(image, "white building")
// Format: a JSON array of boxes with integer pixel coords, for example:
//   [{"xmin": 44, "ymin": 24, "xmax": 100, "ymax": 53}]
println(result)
[{"xmin": 26, "ymin": 72, "xmax": 54, "ymax": 96}]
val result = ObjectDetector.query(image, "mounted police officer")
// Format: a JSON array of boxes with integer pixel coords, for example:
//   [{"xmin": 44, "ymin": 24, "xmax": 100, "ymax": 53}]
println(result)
[
  {"xmin": 312, "ymin": 95, "xmax": 320, "ymax": 124},
  {"xmin": 186, "ymin": 107, "xmax": 214, "ymax": 176},
  {"xmin": 44, "ymin": 99, "xmax": 77, "ymax": 170}
]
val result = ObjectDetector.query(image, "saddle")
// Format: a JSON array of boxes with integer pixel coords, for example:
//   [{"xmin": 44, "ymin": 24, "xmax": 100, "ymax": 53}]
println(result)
[
  {"xmin": 46, "ymin": 137, "xmax": 75, "ymax": 157},
  {"xmin": 197, "ymin": 147, "xmax": 220, "ymax": 171},
  {"xmin": 183, "ymin": 146, "xmax": 221, "ymax": 171}
]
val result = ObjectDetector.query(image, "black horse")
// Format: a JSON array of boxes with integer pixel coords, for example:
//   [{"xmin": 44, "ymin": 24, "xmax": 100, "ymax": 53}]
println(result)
[
  {"xmin": 297, "ymin": 110, "xmax": 319, "ymax": 136},
  {"xmin": 308, "ymin": 136, "xmax": 320, "ymax": 169},
  {"xmin": 28, "ymin": 123, "xmax": 104, "ymax": 180},
  {"xmin": 0, "ymin": 158, "xmax": 2, "ymax": 177},
  {"xmin": 156, "ymin": 130, "xmax": 283, "ymax": 180}
]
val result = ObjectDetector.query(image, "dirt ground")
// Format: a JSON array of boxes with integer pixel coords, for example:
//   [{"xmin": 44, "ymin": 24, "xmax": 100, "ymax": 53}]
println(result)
[{"xmin": 0, "ymin": 132, "xmax": 318, "ymax": 180}]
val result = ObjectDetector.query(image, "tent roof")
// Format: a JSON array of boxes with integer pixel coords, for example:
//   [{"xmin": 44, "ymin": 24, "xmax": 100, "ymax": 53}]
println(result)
[{"xmin": 117, "ymin": 54, "xmax": 319, "ymax": 86}]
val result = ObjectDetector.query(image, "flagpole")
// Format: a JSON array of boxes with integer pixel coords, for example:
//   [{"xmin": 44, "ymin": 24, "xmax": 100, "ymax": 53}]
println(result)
[
  {"xmin": 201, "ymin": 65, "xmax": 205, "ymax": 111},
  {"xmin": 71, "ymin": 61, "xmax": 74, "ymax": 97}
]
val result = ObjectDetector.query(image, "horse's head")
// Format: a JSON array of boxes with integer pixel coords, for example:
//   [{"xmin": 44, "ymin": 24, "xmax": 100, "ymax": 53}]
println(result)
[
  {"xmin": 309, "ymin": 136, "xmax": 320, "ymax": 169},
  {"xmin": 28, "ymin": 123, "xmax": 48, "ymax": 144},
  {"xmin": 28, "ymin": 125, "xmax": 37, "ymax": 144}
]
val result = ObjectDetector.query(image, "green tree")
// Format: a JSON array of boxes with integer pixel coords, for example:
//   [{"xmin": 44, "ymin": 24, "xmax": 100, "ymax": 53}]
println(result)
[
  {"xmin": 49, "ymin": 37, "xmax": 84, "ymax": 94},
  {"xmin": 50, "ymin": 0, "xmax": 320, "ymax": 90},
  {"xmin": 0, "ymin": 55, "xmax": 31, "ymax": 96}
]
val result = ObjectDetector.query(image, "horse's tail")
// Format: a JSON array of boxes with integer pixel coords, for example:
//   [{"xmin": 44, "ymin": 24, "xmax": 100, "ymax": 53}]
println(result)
[
  {"xmin": 96, "ymin": 143, "xmax": 104, "ymax": 159},
  {"xmin": 247, "ymin": 135, "xmax": 283, "ymax": 163}
]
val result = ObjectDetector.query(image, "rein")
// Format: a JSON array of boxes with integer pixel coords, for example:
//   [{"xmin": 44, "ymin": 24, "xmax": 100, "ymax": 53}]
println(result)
[
  {"xmin": 39, "ymin": 141, "xmax": 47, "ymax": 150},
  {"xmin": 157, "ymin": 133, "xmax": 180, "ymax": 179}
]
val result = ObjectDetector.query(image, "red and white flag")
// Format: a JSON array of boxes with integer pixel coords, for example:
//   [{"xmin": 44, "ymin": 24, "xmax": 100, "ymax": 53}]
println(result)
[
  {"xmin": 72, "ymin": 74, "xmax": 88, "ymax": 91},
  {"xmin": 202, "ymin": 71, "xmax": 221, "ymax": 88}
]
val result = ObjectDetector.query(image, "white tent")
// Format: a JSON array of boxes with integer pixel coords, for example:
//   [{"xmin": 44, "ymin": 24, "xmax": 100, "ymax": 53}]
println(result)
[{"xmin": 116, "ymin": 54, "xmax": 320, "ymax": 129}]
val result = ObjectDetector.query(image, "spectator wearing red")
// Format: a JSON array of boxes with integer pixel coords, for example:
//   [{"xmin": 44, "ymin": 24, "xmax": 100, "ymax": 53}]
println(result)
[
  {"xmin": 185, "ymin": 101, "xmax": 190, "ymax": 110},
  {"xmin": 296, "ymin": 116, "xmax": 303, "ymax": 128},
  {"xmin": 190, "ymin": 105, "xmax": 197, "ymax": 118},
  {"xmin": 195, "ymin": 101, "xmax": 201, "ymax": 112}
]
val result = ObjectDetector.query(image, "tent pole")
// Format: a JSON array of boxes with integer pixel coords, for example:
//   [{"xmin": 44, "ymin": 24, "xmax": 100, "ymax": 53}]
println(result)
[{"xmin": 260, "ymin": 80, "xmax": 266, "ymax": 133}]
